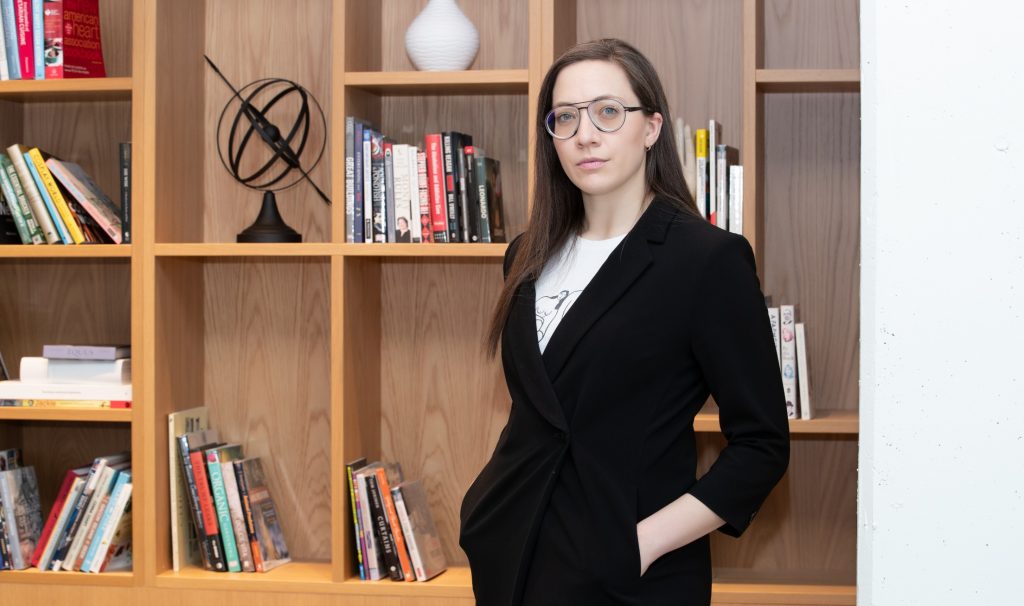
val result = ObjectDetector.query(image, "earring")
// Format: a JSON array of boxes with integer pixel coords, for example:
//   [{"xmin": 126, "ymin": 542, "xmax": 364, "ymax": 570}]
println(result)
[{"xmin": 645, "ymin": 144, "xmax": 652, "ymax": 153}]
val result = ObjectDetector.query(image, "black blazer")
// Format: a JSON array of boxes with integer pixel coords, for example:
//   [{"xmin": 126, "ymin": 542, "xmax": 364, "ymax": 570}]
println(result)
[{"xmin": 459, "ymin": 197, "xmax": 790, "ymax": 606}]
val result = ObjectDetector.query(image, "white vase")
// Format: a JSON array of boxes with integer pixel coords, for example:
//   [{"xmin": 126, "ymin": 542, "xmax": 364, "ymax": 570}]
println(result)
[{"xmin": 404, "ymin": 0, "xmax": 480, "ymax": 71}]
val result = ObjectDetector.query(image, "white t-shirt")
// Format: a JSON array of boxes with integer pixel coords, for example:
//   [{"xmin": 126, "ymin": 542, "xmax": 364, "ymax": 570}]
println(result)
[{"xmin": 535, "ymin": 233, "xmax": 627, "ymax": 353}]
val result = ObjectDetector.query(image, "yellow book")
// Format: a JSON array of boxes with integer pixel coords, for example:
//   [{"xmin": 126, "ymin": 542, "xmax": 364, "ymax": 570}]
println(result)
[
  {"xmin": 28, "ymin": 148, "xmax": 85, "ymax": 244},
  {"xmin": 695, "ymin": 129, "xmax": 709, "ymax": 220},
  {"xmin": 696, "ymin": 129, "xmax": 708, "ymax": 158}
]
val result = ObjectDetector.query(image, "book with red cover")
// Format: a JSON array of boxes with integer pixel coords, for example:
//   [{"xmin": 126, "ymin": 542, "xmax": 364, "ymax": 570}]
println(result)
[
  {"xmin": 425, "ymin": 134, "xmax": 448, "ymax": 243},
  {"xmin": 13, "ymin": 0, "xmax": 34, "ymax": 79},
  {"xmin": 29, "ymin": 463, "xmax": 89, "ymax": 567},
  {"xmin": 62, "ymin": 0, "xmax": 105, "ymax": 77}
]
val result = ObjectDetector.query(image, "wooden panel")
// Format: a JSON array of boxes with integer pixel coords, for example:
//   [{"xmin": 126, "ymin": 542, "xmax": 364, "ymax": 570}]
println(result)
[
  {"xmin": 21, "ymin": 100, "xmax": 132, "ymax": 204},
  {"xmin": 378, "ymin": 0, "xmax": 529, "ymax": 71},
  {"xmin": 577, "ymin": 0, "xmax": 745, "ymax": 149},
  {"xmin": 203, "ymin": 0, "xmax": 333, "ymax": 243},
  {"xmin": 379, "ymin": 258, "xmax": 509, "ymax": 568},
  {"xmin": 0, "ymin": 259, "xmax": 131, "ymax": 377},
  {"xmin": 699, "ymin": 434, "xmax": 858, "ymax": 581},
  {"xmin": 202, "ymin": 259, "xmax": 332, "ymax": 562},
  {"xmin": 153, "ymin": 0, "xmax": 205, "ymax": 243},
  {"xmin": 380, "ymin": 94, "xmax": 529, "ymax": 239},
  {"xmin": 152, "ymin": 258, "xmax": 206, "ymax": 575},
  {"xmin": 763, "ymin": 0, "xmax": 859, "ymax": 69},
  {"xmin": 762, "ymin": 93, "xmax": 860, "ymax": 412},
  {"xmin": 99, "ymin": 0, "xmax": 135, "ymax": 78},
  {"xmin": 18, "ymin": 421, "xmax": 132, "ymax": 533}
]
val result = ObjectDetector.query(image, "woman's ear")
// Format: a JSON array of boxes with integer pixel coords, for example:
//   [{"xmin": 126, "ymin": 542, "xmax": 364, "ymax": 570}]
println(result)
[{"xmin": 645, "ymin": 112, "xmax": 664, "ymax": 149}]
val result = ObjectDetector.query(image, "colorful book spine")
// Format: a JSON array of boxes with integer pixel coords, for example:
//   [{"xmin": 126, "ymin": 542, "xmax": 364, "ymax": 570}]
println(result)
[
  {"xmin": 695, "ymin": 129, "xmax": 708, "ymax": 220},
  {"xmin": 6, "ymin": 144, "xmax": 59, "ymax": 242},
  {"xmin": 42, "ymin": 0, "xmax": 62, "ymax": 78},
  {"xmin": 425, "ymin": 133, "xmax": 447, "ymax": 242},
  {"xmin": 0, "ymin": 153, "xmax": 44, "ymax": 243},
  {"xmin": 416, "ymin": 150, "xmax": 431, "ymax": 243},
  {"xmin": 232, "ymin": 460, "xmax": 264, "ymax": 572},
  {"xmin": 119, "ymin": 142, "xmax": 131, "ymax": 243},
  {"xmin": 29, "ymin": 148, "xmax": 85, "ymax": 243},
  {"xmin": 375, "ymin": 467, "xmax": 414, "ymax": 581},
  {"xmin": 24, "ymin": 152, "xmax": 71, "ymax": 243},
  {"xmin": 30, "ymin": 0, "xmax": 41, "ymax": 78},
  {"xmin": 1, "ymin": 0, "xmax": 20, "ymax": 78},
  {"xmin": 81, "ymin": 471, "xmax": 129, "ymax": 572},
  {"xmin": 13, "ymin": 0, "xmax": 32, "ymax": 79},
  {"xmin": 780, "ymin": 304, "xmax": 799, "ymax": 419}
]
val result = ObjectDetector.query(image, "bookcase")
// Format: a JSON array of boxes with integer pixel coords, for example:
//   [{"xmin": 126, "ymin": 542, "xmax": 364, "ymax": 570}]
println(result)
[{"xmin": 0, "ymin": 0, "xmax": 860, "ymax": 604}]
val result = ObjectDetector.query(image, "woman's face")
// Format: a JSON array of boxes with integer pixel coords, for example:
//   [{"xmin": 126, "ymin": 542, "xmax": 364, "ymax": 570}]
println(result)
[{"xmin": 549, "ymin": 60, "xmax": 662, "ymax": 201}]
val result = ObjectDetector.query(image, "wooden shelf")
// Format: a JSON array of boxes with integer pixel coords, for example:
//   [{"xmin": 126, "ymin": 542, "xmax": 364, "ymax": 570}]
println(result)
[
  {"xmin": 344, "ymin": 70, "xmax": 530, "ymax": 95},
  {"xmin": 695, "ymin": 409, "xmax": 858, "ymax": 435},
  {"xmin": 0, "ymin": 245, "xmax": 133, "ymax": 258},
  {"xmin": 152, "ymin": 243, "xmax": 508, "ymax": 258},
  {"xmin": 153, "ymin": 243, "xmax": 336, "ymax": 257},
  {"xmin": 155, "ymin": 562, "xmax": 333, "ymax": 593},
  {"xmin": 711, "ymin": 568, "xmax": 856, "ymax": 604},
  {"xmin": 0, "ymin": 567, "xmax": 134, "ymax": 586},
  {"xmin": 340, "ymin": 566, "xmax": 473, "ymax": 598},
  {"xmin": 0, "ymin": 407, "xmax": 132, "ymax": 423},
  {"xmin": 756, "ymin": 69, "xmax": 860, "ymax": 92},
  {"xmin": 339, "ymin": 243, "xmax": 506, "ymax": 258},
  {"xmin": 0, "ymin": 77, "xmax": 134, "ymax": 100}
]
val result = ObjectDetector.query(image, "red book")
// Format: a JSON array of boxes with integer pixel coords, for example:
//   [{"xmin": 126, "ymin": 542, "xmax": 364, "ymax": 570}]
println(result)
[
  {"xmin": 375, "ymin": 467, "xmax": 415, "ymax": 581},
  {"xmin": 43, "ymin": 0, "xmax": 63, "ymax": 78},
  {"xmin": 62, "ymin": 0, "xmax": 106, "ymax": 77},
  {"xmin": 425, "ymin": 134, "xmax": 448, "ymax": 242},
  {"xmin": 189, "ymin": 449, "xmax": 220, "ymax": 536},
  {"xmin": 30, "ymin": 465, "xmax": 88, "ymax": 567},
  {"xmin": 13, "ymin": 0, "xmax": 34, "ymax": 79}
]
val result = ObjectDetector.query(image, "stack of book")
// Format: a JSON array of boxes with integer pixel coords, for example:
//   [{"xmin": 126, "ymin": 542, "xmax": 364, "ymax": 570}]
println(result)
[
  {"xmin": 765, "ymin": 298, "xmax": 814, "ymax": 420},
  {"xmin": 344, "ymin": 117, "xmax": 507, "ymax": 244},
  {"xmin": 0, "ymin": 142, "xmax": 130, "ymax": 245},
  {"xmin": 345, "ymin": 457, "xmax": 447, "ymax": 582},
  {"xmin": 0, "ymin": 344, "xmax": 131, "ymax": 408},
  {"xmin": 168, "ymin": 406, "xmax": 290, "ymax": 573},
  {"xmin": 0, "ymin": 0, "xmax": 106, "ymax": 81},
  {"xmin": 0, "ymin": 449, "xmax": 131, "ymax": 573}
]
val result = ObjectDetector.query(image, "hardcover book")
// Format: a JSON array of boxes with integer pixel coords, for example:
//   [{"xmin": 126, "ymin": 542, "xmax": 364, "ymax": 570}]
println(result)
[
  {"xmin": 0, "ymin": 466, "xmax": 42, "ymax": 570},
  {"xmin": 238, "ymin": 457, "xmax": 290, "ymax": 572}
]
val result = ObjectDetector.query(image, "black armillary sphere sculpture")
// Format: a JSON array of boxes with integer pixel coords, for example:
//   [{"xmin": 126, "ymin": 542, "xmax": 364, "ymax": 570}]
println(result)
[{"xmin": 205, "ymin": 55, "xmax": 330, "ymax": 243}]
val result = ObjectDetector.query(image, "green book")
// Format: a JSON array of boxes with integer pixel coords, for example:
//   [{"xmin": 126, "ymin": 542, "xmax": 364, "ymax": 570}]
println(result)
[{"xmin": 205, "ymin": 444, "xmax": 244, "ymax": 572}]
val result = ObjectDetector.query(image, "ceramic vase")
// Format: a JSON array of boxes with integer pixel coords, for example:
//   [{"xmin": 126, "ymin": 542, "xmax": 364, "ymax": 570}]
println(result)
[{"xmin": 404, "ymin": 0, "xmax": 480, "ymax": 71}]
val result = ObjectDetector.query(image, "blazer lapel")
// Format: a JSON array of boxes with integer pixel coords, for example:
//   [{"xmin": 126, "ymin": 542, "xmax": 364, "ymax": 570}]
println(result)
[
  {"xmin": 540, "ymin": 197, "xmax": 679, "ymax": 384},
  {"xmin": 506, "ymin": 278, "xmax": 570, "ymax": 431}
]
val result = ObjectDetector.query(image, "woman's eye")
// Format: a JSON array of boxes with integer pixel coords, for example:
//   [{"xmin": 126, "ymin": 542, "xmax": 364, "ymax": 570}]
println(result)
[
  {"xmin": 557, "ymin": 112, "xmax": 575, "ymax": 123},
  {"xmin": 600, "ymin": 105, "xmax": 620, "ymax": 117}
]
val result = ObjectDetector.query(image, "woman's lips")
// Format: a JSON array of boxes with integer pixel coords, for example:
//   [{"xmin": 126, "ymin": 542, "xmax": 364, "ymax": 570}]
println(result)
[{"xmin": 577, "ymin": 158, "xmax": 607, "ymax": 170}]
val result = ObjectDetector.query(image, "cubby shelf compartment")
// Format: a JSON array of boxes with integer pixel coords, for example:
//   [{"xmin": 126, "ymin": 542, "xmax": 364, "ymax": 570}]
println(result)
[
  {"xmin": 0, "ymin": 568, "xmax": 134, "ymax": 586},
  {"xmin": 155, "ymin": 562, "xmax": 333, "ymax": 594}
]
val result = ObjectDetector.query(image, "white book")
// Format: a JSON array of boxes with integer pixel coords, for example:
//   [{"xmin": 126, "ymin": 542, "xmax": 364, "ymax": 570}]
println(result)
[
  {"xmin": 779, "ymin": 305, "xmax": 800, "ymax": 419},
  {"xmin": 5, "ymin": 144, "xmax": 60, "ymax": 243},
  {"xmin": 167, "ymin": 406, "xmax": 208, "ymax": 572},
  {"xmin": 707, "ymin": 120, "xmax": 719, "ymax": 226},
  {"xmin": 0, "ymin": 469, "xmax": 24, "ymax": 568},
  {"xmin": 221, "ymin": 460, "xmax": 255, "ymax": 572},
  {"xmin": 767, "ymin": 306, "xmax": 781, "ymax": 367},
  {"xmin": 795, "ymin": 323, "xmax": 814, "ymax": 420},
  {"xmin": 87, "ymin": 482, "xmax": 132, "ymax": 573},
  {"xmin": 79, "ymin": 470, "xmax": 130, "ymax": 572},
  {"xmin": 393, "ymin": 144, "xmax": 413, "ymax": 243},
  {"xmin": 38, "ymin": 476, "xmax": 85, "ymax": 570},
  {"xmin": 716, "ymin": 145, "xmax": 728, "ymax": 231},
  {"xmin": 355, "ymin": 466, "xmax": 382, "ymax": 580},
  {"xmin": 62, "ymin": 463, "xmax": 126, "ymax": 570},
  {"xmin": 20, "ymin": 357, "xmax": 131, "ymax": 385},
  {"xmin": 0, "ymin": 14, "xmax": 8, "ymax": 80},
  {"xmin": 392, "ymin": 486, "xmax": 423, "ymax": 581},
  {"xmin": 408, "ymin": 146, "xmax": 422, "ymax": 243},
  {"xmin": 0, "ymin": 380, "xmax": 131, "ymax": 401},
  {"xmin": 729, "ymin": 165, "xmax": 743, "ymax": 235}
]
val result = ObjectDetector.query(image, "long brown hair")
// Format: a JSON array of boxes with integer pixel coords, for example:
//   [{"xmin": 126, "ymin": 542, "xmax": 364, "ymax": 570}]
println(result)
[{"xmin": 485, "ymin": 38, "xmax": 700, "ymax": 357}]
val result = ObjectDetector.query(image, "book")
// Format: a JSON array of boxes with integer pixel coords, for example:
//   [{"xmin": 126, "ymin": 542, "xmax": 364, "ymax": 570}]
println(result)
[
  {"xmin": 728, "ymin": 164, "xmax": 744, "ymax": 236},
  {"xmin": 119, "ymin": 141, "xmax": 131, "ymax": 243},
  {"xmin": 394, "ymin": 479, "xmax": 447, "ymax": 581},
  {"xmin": 31, "ymin": 0, "xmax": 42, "ymax": 79},
  {"xmin": 407, "ymin": 143, "xmax": 422, "ymax": 243},
  {"xmin": 42, "ymin": 343, "xmax": 130, "ymax": 360},
  {"xmin": 232, "ymin": 458, "xmax": 263, "ymax": 572},
  {"xmin": 695, "ymin": 129, "xmax": 708, "ymax": 220},
  {"xmin": 707, "ymin": 119, "xmax": 720, "ymax": 226},
  {"xmin": 24, "ymin": 149, "xmax": 72, "ymax": 244},
  {"xmin": 167, "ymin": 406, "xmax": 207, "ymax": 572},
  {"xmin": 20, "ymin": 356, "xmax": 131, "ymax": 384},
  {"xmin": 90, "ymin": 483, "xmax": 132, "ymax": 572},
  {"xmin": 767, "ymin": 306, "xmax": 780, "ymax": 366},
  {"xmin": 1, "ymin": 398, "xmax": 130, "ymax": 408},
  {"xmin": 425, "ymin": 133, "xmax": 447, "ymax": 242},
  {"xmin": 5, "ymin": 143, "xmax": 60, "ymax": 243},
  {"xmin": 237, "ymin": 458, "xmax": 290, "ymax": 572},
  {"xmin": 361, "ymin": 126, "xmax": 372, "ymax": 242},
  {"xmin": 480, "ymin": 156, "xmax": 505, "ymax": 243},
  {"xmin": 375, "ymin": 466, "xmax": 414, "ymax": 581},
  {"xmin": 205, "ymin": 444, "xmax": 244, "ymax": 572},
  {"xmin": 79, "ymin": 469, "xmax": 130, "ymax": 572},
  {"xmin": 353, "ymin": 463, "xmax": 384, "ymax": 580},
  {"xmin": 48, "ymin": 451, "xmax": 129, "ymax": 569},
  {"xmin": 28, "ymin": 148, "xmax": 84, "ymax": 243},
  {"xmin": 370, "ymin": 130, "xmax": 387, "ymax": 243},
  {"xmin": 61, "ymin": 0, "xmax": 106, "ymax": 77},
  {"xmin": 187, "ymin": 439, "xmax": 226, "ymax": 571},
  {"xmin": 63, "ymin": 461, "xmax": 129, "ymax": 570},
  {"xmin": 220, "ymin": 455, "xmax": 255, "ymax": 571},
  {"xmin": 42, "ymin": 0, "xmax": 62, "ymax": 78},
  {"xmin": 0, "ymin": 379, "xmax": 131, "ymax": 401},
  {"xmin": 0, "ymin": 466, "xmax": 43, "ymax": 570},
  {"xmin": 30, "ymin": 464, "xmax": 87, "ymax": 567},
  {"xmin": 177, "ymin": 429, "xmax": 224, "ymax": 571},
  {"xmin": 344, "ymin": 116, "xmax": 355, "ymax": 242},
  {"xmin": 779, "ymin": 304, "xmax": 799, "ymax": 419},
  {"xmin": 715, "ymin": 145, "xmax": 738, "ymax": 232},
  {"xmin": 44, "ymin": 158, "xmax": 122, "ymax": 243},
  {"xmin": 365, "ymin": 471, "xmax": 401, "ymax": 580},
  {"xmin": 12, "ymin": 0, "xmax": 33, "ymax": 79},
  {"xmin": 0, "ymin": 7, "xmax": 7, "ymax": 80},
  {"xmin": 1, "ymin": 0, "xmax": 20, "ymax": 79},
  {"xmin": 345, "ymin": 457, "xmax": 368, "ymax": 580},
  {"xmin": 383, "ymin": 139, "xmax": 396, "ymax": 242},
  {"xmin": 35, "ymin": 474, "xmax": 84, "ymax": 569},
  {"xmin": 392, "ymin": 143, "xmax": 413, "ymax": 243},
  {"xmin": 795, "ymin": 323, "xmax": 814, "ymax": 420},
  {"xmin": 0, "ymin": 154, "xmax": 45, "ymax": 244},
  {"xmin": 416, "ymin": 149, "xmax": 432, "ymax": 243},
  {"xmin": 0, "ymin": 447, "xmax": 22, "ymax": 469}
]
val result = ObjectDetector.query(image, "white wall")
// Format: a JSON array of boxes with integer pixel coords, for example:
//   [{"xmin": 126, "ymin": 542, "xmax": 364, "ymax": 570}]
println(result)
[{"xmin": 859, "ymin": 1, "xmax": 1024, "ymax": 604}]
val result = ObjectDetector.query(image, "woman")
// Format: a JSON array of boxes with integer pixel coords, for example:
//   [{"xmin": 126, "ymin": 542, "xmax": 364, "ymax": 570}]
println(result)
[{"xmin": 459, "ymin": 39, "xmax": 790, "ymax": 606}]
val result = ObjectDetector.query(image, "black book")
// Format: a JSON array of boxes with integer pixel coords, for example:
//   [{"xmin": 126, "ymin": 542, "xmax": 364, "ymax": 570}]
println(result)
[
  {"xmin": 441, "ymin": 132, "xmax": 462, "ymax": 242},
  {"xmin": 460, "ymin": 144, "xmax": 482, "ymax": 243},
  {"xmin": 119, "ymin": 142, "xmax": 131, "ymax": 244},
  {"xmin": 177, "ymin": 432, "xmax": 225, "ymax": 571},
  {"xmin": 383, "ymin": 140, "xmax": 396, "ymax": 243},
  {"xmin": 365, "ymin": 472, "xmax": 403, "ymax": 581}
]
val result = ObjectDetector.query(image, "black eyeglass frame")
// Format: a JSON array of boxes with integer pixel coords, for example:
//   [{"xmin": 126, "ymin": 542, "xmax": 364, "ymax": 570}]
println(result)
[{"xmin": 544, "ymin": 98, "xmax": 656, "ymax": 140}]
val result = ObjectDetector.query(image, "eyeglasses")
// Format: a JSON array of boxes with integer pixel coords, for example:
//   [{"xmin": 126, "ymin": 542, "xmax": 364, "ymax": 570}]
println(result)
[{"xmin": 544, "ymin": 98, "xmax": 652, "ymax": 140}]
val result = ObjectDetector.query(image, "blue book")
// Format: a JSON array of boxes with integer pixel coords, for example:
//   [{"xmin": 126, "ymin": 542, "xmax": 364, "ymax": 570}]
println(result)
[
  {"xmin": 31, "ymin": 0, "xmax": 42, "ymax": 79},
  {"xmin": 205, "ymin": 445, "xmax": 243, "ymax": 572},
  {"xmin": 79, "ymin": 470, "xmax": 131, "ymax": 572},
  {"xmin": 1, "ymin": 0, "xmax": 20, "ymax": 79},
  {"xmin": 24, "ymin": 152, "xmax": 71, "ymax": 244},
  {"xmin": 353, "ymin": 120, "xmax": 364, "ymax": 244}
]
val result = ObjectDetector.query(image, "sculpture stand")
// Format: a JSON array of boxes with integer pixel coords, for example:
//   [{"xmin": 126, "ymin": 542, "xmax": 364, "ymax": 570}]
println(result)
[{"xmin": 237, "ymin": 191, "xmax": 302, "ymax": 243}]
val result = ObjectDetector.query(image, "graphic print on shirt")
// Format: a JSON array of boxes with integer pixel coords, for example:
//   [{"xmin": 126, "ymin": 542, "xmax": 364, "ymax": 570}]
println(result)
[{"xmin": 536, "ymin": 288, "xmax": 583, "ymax": 343}]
